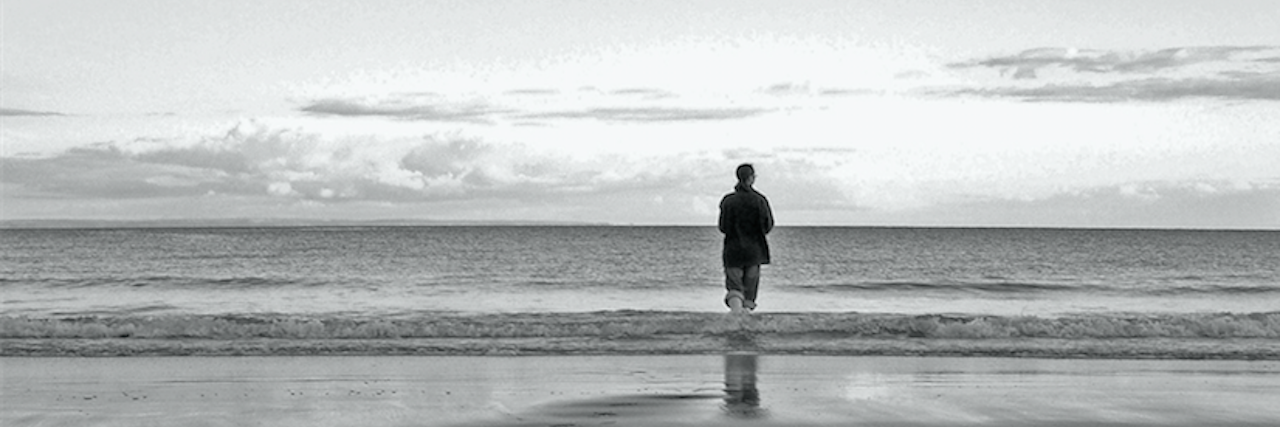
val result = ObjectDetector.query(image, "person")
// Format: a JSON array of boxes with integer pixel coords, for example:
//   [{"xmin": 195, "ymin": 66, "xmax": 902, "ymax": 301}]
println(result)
[{"xmin": 718, "ymin": 163, "xmax": 774, "ymax": 313}]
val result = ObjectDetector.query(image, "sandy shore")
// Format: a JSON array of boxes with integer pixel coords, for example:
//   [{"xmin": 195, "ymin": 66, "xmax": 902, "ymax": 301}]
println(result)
[{"xmin": 3, "ymin": 355, "xmax": 1279, "ymax": 426}]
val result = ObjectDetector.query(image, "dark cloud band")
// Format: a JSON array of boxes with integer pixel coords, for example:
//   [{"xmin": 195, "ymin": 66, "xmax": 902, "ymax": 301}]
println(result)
[
  {"xmin": 1, "ymin": 108, "xmax": 66, "ymax": 116},
  {"xmin": 299, "ymin": 99, "xmax": 511, "ymax": 123},
  {"xmin": 951, "ymin": 46, "xmax": 1278, "ymax": 77},
  {"xmin": 299, "ymin": 96, "xmax": 769, "ymax": 123},
  {"xmin": 517, "ymin": 107, "xmax": 768, "ymax": 122},
  {"xmin": 948, "ymin": 46, "xmax": 1280, "ymax": 102},
  {"xmin": 955, "ymin": 74, "xmax": 1280, "ymax": 102}
]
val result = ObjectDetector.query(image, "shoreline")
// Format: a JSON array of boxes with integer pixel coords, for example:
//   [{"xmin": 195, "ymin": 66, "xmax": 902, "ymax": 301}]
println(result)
[
  {"xmin": 4, "ymin": 221, "xmax": 1278, "ymax": 231},
  {"xmin": 5, "ymin": 337, "xmax": 1280, "ymax": 359}
]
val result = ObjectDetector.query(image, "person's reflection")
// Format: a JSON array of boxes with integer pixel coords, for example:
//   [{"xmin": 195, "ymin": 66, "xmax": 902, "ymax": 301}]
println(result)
[{"xmin": 723, "ymin": 352, "xmax": 764, "ymax": 418}]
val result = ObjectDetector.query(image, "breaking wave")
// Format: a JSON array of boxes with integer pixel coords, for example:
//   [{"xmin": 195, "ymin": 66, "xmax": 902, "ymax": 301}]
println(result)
[
  {"xmin": 2, "ymin": 276, "xmax": 323, "ymax": 289},
  {"xmin": 794, "ymin": 281, "xmax": 1091, "ymax": 294},
  {"xmin": 6, "ymin": 311, "xmax": 1279, "ymax": 340},
  {"xmin": 3, "ymin": 311, "xmax": 1279, "ymax": 359},
  {"xmin": 794, "ymin": 280, "xmax": 1280, "ymax": 296}
]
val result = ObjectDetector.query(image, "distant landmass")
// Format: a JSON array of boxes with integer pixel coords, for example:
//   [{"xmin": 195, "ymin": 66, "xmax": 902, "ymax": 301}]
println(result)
[
  {"xmin": 0, "ymin": 218, "xmax": 610, "ymax": 229},
  {"xmin": 2, "ymin": 219, "xmax": 1273, "ymax": 230}
]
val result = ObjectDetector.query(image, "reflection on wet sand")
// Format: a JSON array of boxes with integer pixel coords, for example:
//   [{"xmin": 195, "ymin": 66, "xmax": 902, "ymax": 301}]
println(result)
[
  {"xmin": 723, "ymin": 352, "xmax": 765, "ymax": 419},
  {"xmin": 459, "ymin": 353, "xmax": 768, "ymax": 426},
  {"xmin": 456, "ymin": 392, "xmax": 720, "ymax": 426},
  {"xmin": 10, "ymin": 356, "xmax": 1278, "ymax": 426}
]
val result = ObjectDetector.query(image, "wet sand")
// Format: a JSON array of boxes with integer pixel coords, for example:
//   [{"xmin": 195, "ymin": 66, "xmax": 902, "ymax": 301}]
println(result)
[{"xmin": 3, "ymin": 355, "xmax": 1279, "ymax": 426}]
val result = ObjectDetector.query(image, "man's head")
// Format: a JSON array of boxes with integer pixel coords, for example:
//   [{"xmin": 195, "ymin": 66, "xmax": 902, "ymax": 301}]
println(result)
[{"xmin": 735, "ymin": 163, "xmax": 755, "ymax": 186}]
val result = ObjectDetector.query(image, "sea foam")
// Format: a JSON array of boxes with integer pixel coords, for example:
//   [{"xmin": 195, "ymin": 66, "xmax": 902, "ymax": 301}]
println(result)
[{"xmin": 3, "ymin": 311, "xmax": 1279, "ymax": 358}]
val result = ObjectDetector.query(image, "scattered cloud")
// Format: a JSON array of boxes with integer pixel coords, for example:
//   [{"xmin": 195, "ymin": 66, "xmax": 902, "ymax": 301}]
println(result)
[{"xmin": 1, "ymin": 108, "xmax": 66, "ymax": 116}]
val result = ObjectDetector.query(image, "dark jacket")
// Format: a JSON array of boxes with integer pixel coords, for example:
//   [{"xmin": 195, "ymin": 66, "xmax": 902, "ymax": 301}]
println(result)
[{"xmin": 719, "ymin": 183, "xmax": 774, "ymax": 267}]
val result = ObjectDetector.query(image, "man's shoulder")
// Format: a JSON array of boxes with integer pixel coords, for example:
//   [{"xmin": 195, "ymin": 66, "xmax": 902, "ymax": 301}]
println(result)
[{"xmin": 722, "ymin": 190, "xmax": 766, "ymax": 206}]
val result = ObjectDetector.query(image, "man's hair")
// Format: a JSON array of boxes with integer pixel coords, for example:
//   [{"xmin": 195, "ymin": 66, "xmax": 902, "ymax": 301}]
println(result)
[{"xmin": 735, "ymin": 163, "xmax": 754, "ymax": 183}]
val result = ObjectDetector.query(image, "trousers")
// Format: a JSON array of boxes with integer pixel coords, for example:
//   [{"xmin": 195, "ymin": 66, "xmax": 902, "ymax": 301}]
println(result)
[{"xmin": 724, "ymin": 265, "xmax": 760, "ymax": 308}]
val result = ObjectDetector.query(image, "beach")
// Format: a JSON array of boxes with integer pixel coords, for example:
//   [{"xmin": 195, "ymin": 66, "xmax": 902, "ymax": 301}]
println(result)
[{"xmin": 4, "ymin": 355, "xmax": 1280, "ymax": 426}]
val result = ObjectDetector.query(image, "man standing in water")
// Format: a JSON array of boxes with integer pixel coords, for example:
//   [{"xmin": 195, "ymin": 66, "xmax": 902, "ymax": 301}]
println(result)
[{"xmin": 719, "ymin": 163, "xmax": 774, "ymax": 313}]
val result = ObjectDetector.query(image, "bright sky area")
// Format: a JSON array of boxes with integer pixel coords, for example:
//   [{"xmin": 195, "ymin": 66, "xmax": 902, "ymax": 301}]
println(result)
[{"xmin": 3, "ymin": 0, "xmax": 1278, "ymax": 227}]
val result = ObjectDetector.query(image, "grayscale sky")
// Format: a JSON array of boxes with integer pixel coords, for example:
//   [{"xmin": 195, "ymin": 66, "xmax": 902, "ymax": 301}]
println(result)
[{"xmin": 3, "ymin": 0, "xmax": 1278, "ymax": 227}]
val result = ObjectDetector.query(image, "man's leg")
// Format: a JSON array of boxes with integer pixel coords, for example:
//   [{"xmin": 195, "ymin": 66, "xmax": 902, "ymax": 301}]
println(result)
[
  {"xmin": 742, "ymin": 264, "xmax": 760, "ymax": 310},
  {"xmin": 724, "ymin": 267, "xmax": 747, "ymax": 310}
]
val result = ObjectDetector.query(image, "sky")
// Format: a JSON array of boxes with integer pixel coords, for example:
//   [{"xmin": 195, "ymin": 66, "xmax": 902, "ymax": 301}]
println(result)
[{"xmin": 3, "ymin": 0, "xmax": 1279, "ymax": 228}]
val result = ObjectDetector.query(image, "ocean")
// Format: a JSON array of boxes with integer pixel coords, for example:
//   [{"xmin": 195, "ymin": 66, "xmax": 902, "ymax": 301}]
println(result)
[{"xmin": 2, "ymin": 226, "xmax": 1278, "ymax": 357}]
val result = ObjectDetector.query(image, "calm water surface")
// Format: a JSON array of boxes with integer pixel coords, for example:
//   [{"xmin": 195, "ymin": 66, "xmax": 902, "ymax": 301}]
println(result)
[{"xmin": 2, "ymin": 227, "xmax": 1277, "ymax": 316}]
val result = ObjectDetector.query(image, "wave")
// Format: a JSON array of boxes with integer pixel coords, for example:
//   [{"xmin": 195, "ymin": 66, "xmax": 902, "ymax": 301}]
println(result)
[
  {"xmin": 1, "ymin": 276, "xmax": 321, "ymax": 289},
  {"xmin": 795, "ymin": 280, "xmax": 1280, "ymax": 296},
  {"xmin": 7, "ymin": 275, "xmax": 1275, "ymax": 296},
  {"xmin": 3, "ymin": 311, "xmax": 1279, "ymax": 358},
  {"xmin": 6, "ymin": 311, "xmax": 1278, "ymax": 340},
  {"xmin": 794, "ymin": 281, "xmax": 1092, "ymax": 294},
  {"xmin": 1148, "ymin": 284, "xmax": 1280, "ymax": 295}
]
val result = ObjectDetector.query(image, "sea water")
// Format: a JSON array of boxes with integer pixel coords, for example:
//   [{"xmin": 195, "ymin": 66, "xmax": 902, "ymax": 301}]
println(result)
[
  {"xmin": 2, "ymin": 226, "xmax": 1278, "ymax": 352},
  {"xmin": 3, "ymin": 226, "xmax": 1277, "ymax": 317}
]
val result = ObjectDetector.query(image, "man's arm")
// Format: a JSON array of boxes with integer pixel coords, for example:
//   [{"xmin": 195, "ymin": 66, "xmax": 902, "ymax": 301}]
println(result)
[
  {"xmin": 761, "ymin": 195, "xmax": 774, "ymax": 234},
  {"xmin": 718, "ymin": 196, "xmax": 729, "ymax": 233}
]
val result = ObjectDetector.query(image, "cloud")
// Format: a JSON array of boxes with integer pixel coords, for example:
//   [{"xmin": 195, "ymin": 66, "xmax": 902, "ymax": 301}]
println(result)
[
  {"xmin": 899, "ymin": 181, "xmax": 1280, "ymax": 229},
  {"xmin": 607, "ymin": 88, "xmax": 676, "ymax": 99},
  {"xmin": 1, "ymin": 108, "xmax": 66, "ymax": 116},
  {"xmin": 894, "ymin": 70, "xmax": 931, "ymax": 80},
  {"xmin": 948, "ymin": 46, "xmax": 1280, "ymax": 102},
  {"xmin": 0, "ymin": 121, "xmax": 703, "ymax": 201},
  {"xmin": 952, "ymin": 46, "xmax": 1278, "ymax": 77},
  {"xmin": 1, "ymin": 144, "xmax": 242, "ymax": 198},
  {"xmin": 1, "ymin": 119, "xmax": 889, "ymax": 223},
  {"xmin": 762, "ymin": 82, "xmax": 812, "ymax": 95},
  {"xmin": 299, "ymin": 89, "xmax": 773, "ymax": 124},
  {"xmin": 6, "ymin": 118, "xmax": 1277, "ymax": 227},
  {"xmin": 760, "ymin": 82, "xmax": 883, "ymax": 98},
  {"xmin": 956, "ymin": 73, "xmax": 1280, "ymax": 102},
  {"xmin": 818, "ymin": 88, "xmax": 880, "ymax": 97},
  {"xmin": 299, "ymin": 98, "xmax": 512, "ymax": 123},
  {"xmin": 517, "ymin": 106, "xmax": 768, "ymax": 122}
]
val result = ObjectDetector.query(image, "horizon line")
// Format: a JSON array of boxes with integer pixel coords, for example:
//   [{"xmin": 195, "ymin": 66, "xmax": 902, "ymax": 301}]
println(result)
[{"xmin": 1, "ymin": 219, "xmax": 1276, "ymax": 232}]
